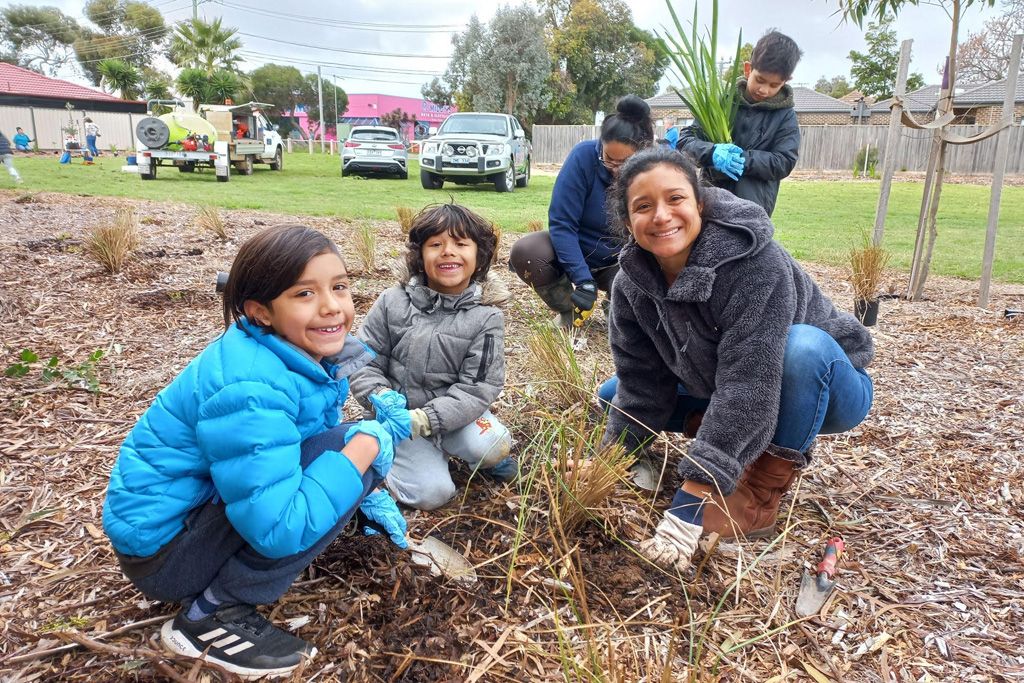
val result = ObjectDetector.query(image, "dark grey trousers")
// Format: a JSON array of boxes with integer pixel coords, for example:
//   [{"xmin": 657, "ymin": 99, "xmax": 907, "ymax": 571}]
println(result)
[
  {"xmin": 508, "ymin": 230, "xmax": 618, "ymax": 291},
  {"xmin": 116, "ymin": 424, "xmax": 379, "ymax": 607}
]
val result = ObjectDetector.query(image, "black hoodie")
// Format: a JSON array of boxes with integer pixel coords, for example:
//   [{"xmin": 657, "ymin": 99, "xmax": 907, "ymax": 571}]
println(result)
[{"xmin": 603, "ymin": 187, "xmax": 873, "ymax": 494}]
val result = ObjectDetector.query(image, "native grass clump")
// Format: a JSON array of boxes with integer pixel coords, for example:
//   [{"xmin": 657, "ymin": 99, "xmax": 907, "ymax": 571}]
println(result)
[
  {"xmin": 353, "ymin": 222, "xmax": 377, "ymax": 273},
  {"xmin": 659, "ymin": 0, "xmax": 742, "ymax": 143},
  {"xmin": 524, "ymin": 319, "xmax": 592, "ymax": 408},
  {"xmin": 195, "ymin": 205, "xmax": 227, "ymax": 240},
  {"xmin": 85, "ymin": 205, "xmax": 141, "ymax": 273},
  {"xmin": 395, "ymin": 206, "xmax": 414, "ymax": 234},
  {"xmin": 849, "ymin": 234, "xmax": 890, "ymax": 301},
  {"xmin": 527, "ymin": 219, "xmax": 543, "ymax": 232}
]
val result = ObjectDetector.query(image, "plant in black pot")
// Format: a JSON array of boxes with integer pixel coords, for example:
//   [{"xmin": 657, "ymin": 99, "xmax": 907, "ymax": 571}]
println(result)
[{"xmin": 849, "ymin": 236, "xmax": 889, "ymax": 326}]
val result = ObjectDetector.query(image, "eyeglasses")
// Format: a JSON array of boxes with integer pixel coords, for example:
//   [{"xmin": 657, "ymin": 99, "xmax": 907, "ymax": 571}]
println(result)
[{"xmin": 599, "ymin": 153, "xmax": 628, "ymax": 171}]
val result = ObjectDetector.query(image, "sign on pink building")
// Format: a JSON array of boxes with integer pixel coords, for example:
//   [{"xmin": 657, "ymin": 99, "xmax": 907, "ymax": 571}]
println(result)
[{"xmin": 345, "ymin": 94, "xmax": 456, "ymax": 126}]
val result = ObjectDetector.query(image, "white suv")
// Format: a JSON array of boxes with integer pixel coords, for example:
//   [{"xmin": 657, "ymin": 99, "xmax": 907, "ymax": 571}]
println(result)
[
  {"xmin": 418, "ymin": 113, "xmax": 531, "ymax": 192},
  {"xmin": 342, "ymin": 126, "xmax": 408, "ymax": 179}
]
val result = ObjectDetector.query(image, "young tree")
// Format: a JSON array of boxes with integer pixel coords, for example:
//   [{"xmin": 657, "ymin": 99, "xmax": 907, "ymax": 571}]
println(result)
[
  {"xmin": 471, "ymin": 5, "xmax": 550, "ymax": 118},
  {"xmin": 420, "ymin": 16, "xmax": 486, "ymax": 111},
  {"xmin": 956, "ymin": 0, "xmax": 1024, "ymax": 82},
  {"xmin": 170, "ymin": 17, "xmax": 243, "ymax": 76},
  {"xmin": 0, "ymin": 5, "xmax": 82, "ymax": 74},
  {"xmin": 848, "ymin": 19, "xmax": 925, "ymax": 99},
  {"xmin": 73, "ymin": 0, "xmax": 168, "ymax": 87}
]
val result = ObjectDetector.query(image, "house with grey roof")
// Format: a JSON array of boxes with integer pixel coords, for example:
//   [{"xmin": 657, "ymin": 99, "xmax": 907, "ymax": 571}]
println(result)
[
  {"xmin": 870, "ymin": 80, "xmax": 1024, "ymax": 125},
  {"xmin": 645, "ymin": 86, "xmax": 865, "ymax": 127}
]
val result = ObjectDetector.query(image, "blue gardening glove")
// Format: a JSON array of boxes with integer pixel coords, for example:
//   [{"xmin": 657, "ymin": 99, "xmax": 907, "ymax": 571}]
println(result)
[
  {"xmin": 711, "ymin": 143, "xmax": 743, "ymax": 181},
  {"xmin": 369, "ymin": 390, "xmax": 412, "ymax": 443},
  {"xmin": 727, "ymin": 149, "xmax": 745, "ymax": 178},
  {"xmin": 570, "ymin": 281, "xmax": 598, "ymax": 312},
  {"xmin": 343, "ymin": 420, "xmax": 395, "ymax": 479},
  {"xmin": 359, "ymin": 489, "xmax": 408, "ymax": 549}
]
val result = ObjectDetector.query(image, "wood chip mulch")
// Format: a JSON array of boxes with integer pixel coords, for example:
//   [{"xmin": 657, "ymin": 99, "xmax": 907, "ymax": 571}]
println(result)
[{"xmin": 1, "ymin": 190, "xmax": 1022, "ymax": 682}]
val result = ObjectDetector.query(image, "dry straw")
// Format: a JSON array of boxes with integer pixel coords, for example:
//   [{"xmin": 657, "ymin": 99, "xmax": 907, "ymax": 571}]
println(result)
[
  {"xmin": 85, "ymin": 205, "xmax": 140, "ymax": 273},
  {"xmin": 849, "ymin": 235, "xmax": 890, "ymax": 300},
  {"xmin": 395, "ymin": 206, "xmax": 414, "ymax": 235},
  {"xmin": 195, "ymin": 205, "xmax": 227, "ymax": 240},
  {"xmin": 525, "ymin": 320, "xmax": 590, "ymax": 407},
  {"xmin": 527, "ymin": 219, "xmax": 543, "ymax": 232},
  {"xmin": 353, "ymin": 223, "xmax": 377, "ymax": 272}
]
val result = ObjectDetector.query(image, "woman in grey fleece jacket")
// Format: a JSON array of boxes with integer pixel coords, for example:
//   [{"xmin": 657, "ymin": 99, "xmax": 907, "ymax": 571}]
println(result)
[
  {"xmin": 350, "ymin": 205, "xmax": 513, "ymax": 511},
  {"xmin": 600, "ymin": 148, "xmax": 874, "ymax": 572}
]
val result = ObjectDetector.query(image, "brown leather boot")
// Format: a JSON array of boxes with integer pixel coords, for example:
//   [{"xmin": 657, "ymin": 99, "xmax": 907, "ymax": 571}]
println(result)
[{"xmin": 702, "ymin": 450, "xmax": 799, "ymax": 539}]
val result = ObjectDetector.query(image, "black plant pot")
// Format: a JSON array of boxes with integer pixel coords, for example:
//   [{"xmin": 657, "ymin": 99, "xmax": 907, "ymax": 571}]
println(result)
[{"xmin": 855, "ymin": 298, "xmax": 879, "ymax": 326}]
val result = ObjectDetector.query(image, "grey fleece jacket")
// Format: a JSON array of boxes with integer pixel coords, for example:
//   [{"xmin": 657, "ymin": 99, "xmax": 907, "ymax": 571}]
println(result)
[
  {"xmin": 603, "ymin": 187, "xmax": 873, "ymax": 494},
  {"xmin": 350, "ymin": 269, "xmax": 509, "ymax": 435}
]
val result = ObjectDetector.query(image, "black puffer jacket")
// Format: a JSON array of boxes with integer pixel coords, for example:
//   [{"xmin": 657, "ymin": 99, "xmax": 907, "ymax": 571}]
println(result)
[
  {"xmin": 0, "ymin": 132, "xmax": 12, "ymax": 156},
  {"xmin": 677, "ymin": 80, "xmax": 800, "ymax": 216},
  {"xmin": 603, "ymin": 188, "xmax": 873, "ymax": 495}
]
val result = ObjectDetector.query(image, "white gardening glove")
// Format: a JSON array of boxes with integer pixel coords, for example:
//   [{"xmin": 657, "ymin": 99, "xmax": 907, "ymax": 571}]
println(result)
[
  {"xmin": 409, "ymin": 408, "xmax": 432, "ymax": 438},
  {"xmin": 638, "ymin": 512, "xmax": 703, "ymax": 572}
]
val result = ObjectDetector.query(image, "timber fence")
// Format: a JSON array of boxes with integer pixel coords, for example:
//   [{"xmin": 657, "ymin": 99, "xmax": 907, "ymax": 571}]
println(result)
[{"xmin": 532, "ymin": 124, "xmax": 1024, "ymax": 174}]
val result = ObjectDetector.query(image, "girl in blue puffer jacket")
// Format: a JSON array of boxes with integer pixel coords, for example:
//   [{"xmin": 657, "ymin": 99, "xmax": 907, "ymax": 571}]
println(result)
[{"xmin": 102, "ymin": 225, "xmax": 413, "ymax": 681}]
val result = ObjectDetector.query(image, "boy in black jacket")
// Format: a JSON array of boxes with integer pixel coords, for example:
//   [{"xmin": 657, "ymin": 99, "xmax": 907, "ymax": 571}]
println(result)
[{"xmin": 677, "ymin": 30, "xmax": 802, "ymax": 216}]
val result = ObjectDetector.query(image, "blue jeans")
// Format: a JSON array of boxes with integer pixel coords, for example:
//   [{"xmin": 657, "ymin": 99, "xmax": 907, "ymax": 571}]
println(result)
[
  {"xmin": 598, "ymin": 324, "xmax": 873, "ymax": 454},
  {"xmin": 86, "ymin": 135, "xmax": 99, "ymax": 156}
]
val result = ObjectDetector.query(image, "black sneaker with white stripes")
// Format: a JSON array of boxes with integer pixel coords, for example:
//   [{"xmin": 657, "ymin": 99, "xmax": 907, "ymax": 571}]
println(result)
[{"xmin": 161, "ymin": 603, "xmax": 316, "ymax": 680}]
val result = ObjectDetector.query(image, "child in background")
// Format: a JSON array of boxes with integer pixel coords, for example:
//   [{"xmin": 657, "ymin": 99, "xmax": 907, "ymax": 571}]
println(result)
[
  {"xmin": 0, "ymin": 131, "xmax": 22, "ymax": 183},
  {"xmin": 13, "ymin": 127, "xmax": 31, "ymax": 151},
  {"xmin": 351, "ymin": 204, "xmax": 515, "ymax": 511},
  {"xmin": 83, "ymin": 117, "xmax": 101, "ymax": 156},
  {"xmin": 677, "ymin": 30, "xmax": 803, "ymax": 217},
  {"xmin": 103, "ymin": 225, "xmax": 410, "ymax": 680}
]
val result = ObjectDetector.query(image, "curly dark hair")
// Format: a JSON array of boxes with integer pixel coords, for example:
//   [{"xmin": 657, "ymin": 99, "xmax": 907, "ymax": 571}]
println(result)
[
  {"xmin": 606, "ymin": 147, "xmax": 705, "ymax": 241},
  {"xmin": 222, "ymin": 224, "xmax": 342, "ymax": 328},
  {"xmin": 405, "ymin": 203, "xmax": 497, "ymax": 283}
]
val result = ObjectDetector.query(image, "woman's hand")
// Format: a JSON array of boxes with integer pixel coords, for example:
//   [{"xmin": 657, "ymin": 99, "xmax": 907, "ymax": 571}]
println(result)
[
  {"xmin": 638, "ymin": 513, "xmax": 702, "ymax": 572},
  {"xmin": 571, "ymin": 281, "xmax": 598, "ymax": 312}
]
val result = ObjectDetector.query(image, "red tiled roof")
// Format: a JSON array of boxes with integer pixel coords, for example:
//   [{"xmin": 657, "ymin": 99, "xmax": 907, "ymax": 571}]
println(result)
[{"xmin": 0, "ymin": 62, "xmax": 128, "ymax": 102}]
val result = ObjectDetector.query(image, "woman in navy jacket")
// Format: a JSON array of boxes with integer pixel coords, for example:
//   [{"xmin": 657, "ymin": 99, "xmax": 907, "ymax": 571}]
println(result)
[{"xmin": 509, "ymin": 96, "xmax": 653, "ymax": 327}]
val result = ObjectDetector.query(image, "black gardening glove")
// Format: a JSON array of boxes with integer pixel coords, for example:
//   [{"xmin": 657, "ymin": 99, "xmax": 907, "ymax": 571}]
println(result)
[{"xmin": 571, "ymin": 281, "xmax": 598, "ymax": 313}]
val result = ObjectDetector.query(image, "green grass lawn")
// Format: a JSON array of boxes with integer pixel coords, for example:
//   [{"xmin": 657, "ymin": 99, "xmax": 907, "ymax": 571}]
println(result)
[{"xmin": 6, "ymin": 151, "xmax": 1023, "ymax": 283}]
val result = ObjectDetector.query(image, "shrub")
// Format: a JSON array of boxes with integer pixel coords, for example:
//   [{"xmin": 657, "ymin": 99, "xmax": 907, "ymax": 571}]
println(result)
[
  {"xmin": 86, "ymin": 206, "xmax": 140, "ymax": 273},
  {"xmin": 195, "ymin": 205, "xmax": 227, "ymax": 240},
  {"xmin": 853, "ymin": 144, "xmax": 879, "ymax": 178}
]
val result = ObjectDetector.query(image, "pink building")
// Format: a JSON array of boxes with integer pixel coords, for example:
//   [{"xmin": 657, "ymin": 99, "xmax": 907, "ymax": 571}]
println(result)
[{"xmin": 343, "ymin": 94, "xmax": 456, "ymax": 140}]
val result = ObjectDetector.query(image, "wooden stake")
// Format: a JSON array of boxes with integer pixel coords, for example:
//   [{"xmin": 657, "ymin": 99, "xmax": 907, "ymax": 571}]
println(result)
[{"xmin": 873, "ymin": 39, "xmax": 913, "ymax": 247}]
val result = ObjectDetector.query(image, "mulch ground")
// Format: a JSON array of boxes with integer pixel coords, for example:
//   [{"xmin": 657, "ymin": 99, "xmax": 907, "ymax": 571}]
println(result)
[{"xmin": 1, "ymin": 189, "xmax": 1022, "ymax": 682}]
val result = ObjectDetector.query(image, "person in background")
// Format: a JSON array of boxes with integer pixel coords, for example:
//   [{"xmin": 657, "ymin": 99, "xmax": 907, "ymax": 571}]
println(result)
[
  {"xmin": 509, "ymin": 95, "xmax": 654, "ymax": 327},
  {"xmin": 1, "ymin": 131, "xmax": 23, "ymax": 183},
  {"xmin": 13, "ymin": 127, "xmax": 31, "ymax": 152},
  {"xmin": 83, "ymin": 117, "xmax": 101, "ymax": 157},
  {"xmin": 677, "ymin": 30, "xmax": 803, "ymax": 217}
]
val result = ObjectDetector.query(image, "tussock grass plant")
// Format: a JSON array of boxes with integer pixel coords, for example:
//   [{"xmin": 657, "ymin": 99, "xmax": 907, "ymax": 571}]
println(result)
[
  {"xmin": 195, "ymin": 205, "xmax": 227, "ymax": 239},
  {"xmin": 395, "ymin": 206, "xmax": 414, "ymax": 234},
  {"xmin": 86, "ymin": 205, "xmax": 140, "ymax": 273},
  {"xmin": 524, "ymin": 319, "xmax": 592, "ymax": 408},
  {"xmin": 491, "ymin": 224, "xmax": 502, "ymax": 263},
  {"xmin": 850, "ymin": 234, "xmax": 890, "ymax": 300},
  {"xmin": 527, "ymin": 219, "xmax": 543, "ymax": 232},
  {"xmin": 659, "ymin": 0, "xmax": 742, "ymax": 143},
  {"xmin": 353, "ymin": 223, "xmax": 377, "ymax": 272}
]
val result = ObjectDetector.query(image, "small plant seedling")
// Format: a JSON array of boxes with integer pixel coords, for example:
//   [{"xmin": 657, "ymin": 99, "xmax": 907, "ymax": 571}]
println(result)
[
  {"xmin": 395, "ymin": 206, "xmax": 414, "ymax": 234},
  {"xmin": 196, "ymin": 205, "xmax": 227, "ymax": 240},
  {"xmin": 354, "ymin": 223, "xmax": 377, "ymax": 272},
  {"xmin": 5, "ymin": 348, "xmax": 105, "ymax": 393}
]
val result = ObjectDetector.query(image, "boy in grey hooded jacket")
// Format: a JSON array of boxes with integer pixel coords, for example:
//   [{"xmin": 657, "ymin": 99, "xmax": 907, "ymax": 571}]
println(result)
[{"xmin": 351, "ymin": 205, "xmax": 513, "ymax": 510}]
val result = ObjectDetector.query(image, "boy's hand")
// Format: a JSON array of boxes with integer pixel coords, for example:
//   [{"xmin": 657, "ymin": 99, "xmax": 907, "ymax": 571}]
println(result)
[
  {"xmin": 712, "ymin": 144, "xmax": 744, "ymax": 181},
  {"xmin": 359, "ymin": 490, "xmax": 408, "ymax": 548},
  {"xmin": 369, "ymin": 390, "xmax": 412, "ymax": 442},
  {"xmin": 344, "ymin": 420, "xmax": 395, "ymax": 478}
]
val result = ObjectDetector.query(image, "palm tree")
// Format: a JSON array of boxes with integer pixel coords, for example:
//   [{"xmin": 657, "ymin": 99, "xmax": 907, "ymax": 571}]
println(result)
[
  {"xmin": 98, "ymin": 58, "xmax": 142, "ymax": 100},
  {"xmin": 176, "ymin": 67, "xmax": 208, "ymax": 110},
  {"xmin": 170, "ymin": 17, "xmax": 243, "ymax": 76}
]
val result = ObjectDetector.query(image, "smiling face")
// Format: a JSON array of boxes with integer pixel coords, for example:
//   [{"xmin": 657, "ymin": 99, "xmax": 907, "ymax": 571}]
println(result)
[
  {"xmin": 743, "ymin": 62, "xmax": 789, "ymax": 102},
  {"xmin": 422, "ymin": 230, "xmax": 478, "ymax": 295},
  {"xmin": 626, "ymin": 164, "xmax": 703, "ymax": 282},
  {"xmin": 243, "ymin": 252, "xmax": 353, "ymax": 361}
]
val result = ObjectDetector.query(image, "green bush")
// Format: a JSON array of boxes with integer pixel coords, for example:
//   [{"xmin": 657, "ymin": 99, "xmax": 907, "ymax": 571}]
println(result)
[{"xmin": 853, "ymin": 144, "xmax": 879, "ymax": 178}]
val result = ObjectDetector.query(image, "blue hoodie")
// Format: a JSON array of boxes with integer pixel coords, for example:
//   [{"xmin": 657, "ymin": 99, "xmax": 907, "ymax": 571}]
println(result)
[
  {"xmin": 103, "ymin": 319, "xmax": 374, "ymax": 559},
  {"xmin": 548, "ymin": 139, "xmax": 622, "ymax": 285}
]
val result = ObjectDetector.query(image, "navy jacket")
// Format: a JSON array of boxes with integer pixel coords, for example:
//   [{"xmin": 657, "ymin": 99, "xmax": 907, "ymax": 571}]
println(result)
[
  {"xmin": 604, "ymin": 188, "xmax": 873, "ymax": 494},
  {"xmin": 548, "ymin": 139, "xmax": 621, "ymax": 284},
  {"xmin": 0, "ymin": 133, "xmax": 11, "ymax": 156},
  {"xmin": 678, "ymin": 81, "xmax": 800, "ymax": 216}
]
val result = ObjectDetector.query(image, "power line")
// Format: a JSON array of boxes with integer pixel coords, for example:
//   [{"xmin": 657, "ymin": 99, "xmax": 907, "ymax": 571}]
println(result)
[
  {"xmin": 236, "ymin": 49, "xmax": 441, "ymax": 76},
  {"xmin": 214, "ymin": 0, "xmax": 461, "ymax": 32},
  {"xmin": 6, "ymin": 0, "xmax": 183, "ymax": 32},
  {"xmin": 236, "ymin": 31, "xmax": 451, "ymax": 60}
]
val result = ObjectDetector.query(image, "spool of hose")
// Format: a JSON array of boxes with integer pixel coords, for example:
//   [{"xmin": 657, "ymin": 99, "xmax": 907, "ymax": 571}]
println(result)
[{"xmin": 135, "ymin": 117, "xmax": 170, "ymax": 149}]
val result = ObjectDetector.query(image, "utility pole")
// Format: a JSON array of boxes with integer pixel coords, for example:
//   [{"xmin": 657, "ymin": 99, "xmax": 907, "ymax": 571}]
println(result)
[
  {"xmin": 192, "ymin": 0, "xmax": 197, "ymax": 21},
  {"xmin": 332, "ymin": 75, "xmax": 338, "ymax": 132},
  {"xmin": 317, "ymin": 65, "xmax": 325, "ymax": 153}
]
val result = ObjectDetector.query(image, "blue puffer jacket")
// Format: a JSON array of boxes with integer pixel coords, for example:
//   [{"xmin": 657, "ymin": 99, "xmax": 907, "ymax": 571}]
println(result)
[
  {"xmin": 103, "ymin": 318, "xmax": 374, "ymax": 559},
  {"xmin": 548, "ymin": 139, "xmax": 621, "ymax": 285}
]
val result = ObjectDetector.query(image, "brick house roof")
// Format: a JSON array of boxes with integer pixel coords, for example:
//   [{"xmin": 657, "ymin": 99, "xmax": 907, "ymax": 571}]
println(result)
[
  {"xmin": 955, "ymin": 78, "xmax": 1024, "ymax": 105},
  {"xmin": 0, "ymin": 63, "xmax": 126, "ymax": 102},
  {"xmin": 646, "ymin": 86, "xmax": 851, "ymax": 113},
  {"xmin": 872, "ymin": 80, "xmax": 1023, "ymax": 113}
]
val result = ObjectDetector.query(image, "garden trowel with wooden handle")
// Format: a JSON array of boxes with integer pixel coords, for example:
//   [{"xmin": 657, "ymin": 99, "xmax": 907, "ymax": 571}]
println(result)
[{"xmin": 796, "ymin": 537, "xmax": 845, "ymax": 617}]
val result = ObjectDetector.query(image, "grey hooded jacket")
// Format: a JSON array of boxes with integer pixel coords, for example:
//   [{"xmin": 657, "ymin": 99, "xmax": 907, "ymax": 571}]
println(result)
[
  {"xmin": 603, "ymin": 187, "xmax": 873, "ymax": 494},
  {"xmin": 350, "ymin": 270, "xmax": 509, "ymax": 435}
]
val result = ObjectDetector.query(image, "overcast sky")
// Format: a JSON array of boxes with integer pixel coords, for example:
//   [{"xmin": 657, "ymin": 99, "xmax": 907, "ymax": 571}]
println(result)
[{"xmin": 26, "ymin": 0, "xmax": 1001, "ymax": 99}]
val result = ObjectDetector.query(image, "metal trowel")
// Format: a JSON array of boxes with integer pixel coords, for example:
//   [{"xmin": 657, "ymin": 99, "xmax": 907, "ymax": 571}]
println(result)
[
  {"xmin": 360, "ymin": 516, "xmax": 477, "ymax": 585},
  {"xmin": 796, "ymin": 536, "xmax": 845, "ymax": 617}
]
